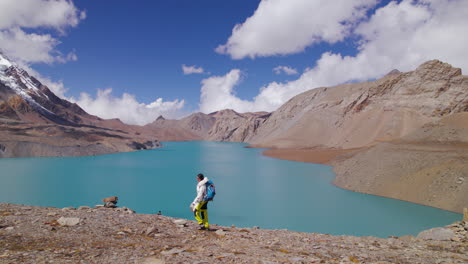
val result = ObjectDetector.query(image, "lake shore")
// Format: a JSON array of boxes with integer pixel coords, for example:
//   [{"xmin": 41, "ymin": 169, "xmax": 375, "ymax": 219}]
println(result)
[
  {"xmin": 261, "ymin": 145, "xmax": 468, "ymax": 214},
  {"xmin": 1, "ymin": 203, "xmax": 466, "ymax": 263},
  {"xmin": 262, "ymin": 147, "xmax": 364, "ymax": 165}
]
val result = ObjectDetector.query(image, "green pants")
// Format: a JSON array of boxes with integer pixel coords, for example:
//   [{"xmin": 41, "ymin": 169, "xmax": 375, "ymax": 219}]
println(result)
[{"xmin": 194, "ymin": 201, "xmax": 209, "ymax": 228}]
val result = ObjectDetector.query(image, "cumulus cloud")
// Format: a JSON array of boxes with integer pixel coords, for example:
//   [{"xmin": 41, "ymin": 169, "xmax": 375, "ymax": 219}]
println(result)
[
  {"xmin": 182, "ymin": 64, "xmax": 205, "ymax": 75},
  {"xmin": 216, "ymin": 0, "xmax": 377, "ymax": 59},
  {"xmin": 199, "ymin": 70, "xmax": 257, "ymax": 113},
  {"xmin": 0, "ymin": 27, "xmax": 78, "ymax": 64},
  {"xmin": 0, "ymin": 0, "xmax": 85, "ymax": 30},
  {"xmin": 73, "ymin": 89, "xmax": 186, "ymax": 125},
  {"xmin": 0, "ymin": 0, "xmax": 85, "ymax": 64},
  {"xmin": 273, "ymin": 66, "xmax": 298, "ymax": 75}
]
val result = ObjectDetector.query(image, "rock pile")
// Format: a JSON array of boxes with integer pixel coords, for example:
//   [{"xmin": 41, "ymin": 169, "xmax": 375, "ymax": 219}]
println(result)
[{"xmin": 102, "ymin": 196, "xmax": 118, "ymax": 208}]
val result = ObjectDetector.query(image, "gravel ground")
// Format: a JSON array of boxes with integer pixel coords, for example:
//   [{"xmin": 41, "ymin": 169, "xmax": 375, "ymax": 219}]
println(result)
[{"xmin": 0, "ymin": 203, "xmax": 467, "ymax": 264}]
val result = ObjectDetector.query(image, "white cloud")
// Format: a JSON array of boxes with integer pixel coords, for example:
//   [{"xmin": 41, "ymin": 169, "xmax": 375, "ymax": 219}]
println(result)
[
  {"xmin": 182, "ymin": 64, "xmax": 205, "ymax": 75},
  {"xmin": 0, "ymin": 0, "xmax": 85, "ymax": 30},
  {"xmin": 216, "ymin": 0, "xmax": 377, "ymax": 59},
  {"xmin": 73, "ymin": 89, "xmax": 186, "ymax": 125},
  {"xmin": 203, "ymin": 0, "xmax": 468, "ymax": 114},
  {"xmin": 0, "ymin": 27, "xmax": 78, "ymax": 64},
  {"xmin": 199, "ymin": 70, "xmax": 257, "ymax": 113},
  {"xmin": 0, "ymin": 0, "xmax": 85, "ymax": 64},
  {"xmin": 273, "ymin": 66, "xmax": 298, "ymax": 75}
]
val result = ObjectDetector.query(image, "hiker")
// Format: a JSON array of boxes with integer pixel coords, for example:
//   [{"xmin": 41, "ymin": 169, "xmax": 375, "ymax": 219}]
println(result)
[{"xmin": 191, "ymin": 173, "xmax": 210, "ymax": 230}]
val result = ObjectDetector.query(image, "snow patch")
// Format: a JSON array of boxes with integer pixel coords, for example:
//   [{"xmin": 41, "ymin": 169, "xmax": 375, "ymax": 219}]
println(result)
[
  {"xmin": 0, "ymin": 53, "xmax": 12, "ymax": 71},
  {"xmin": 0, "ymin": 68, "xmax": 53, "ymax": 115}
]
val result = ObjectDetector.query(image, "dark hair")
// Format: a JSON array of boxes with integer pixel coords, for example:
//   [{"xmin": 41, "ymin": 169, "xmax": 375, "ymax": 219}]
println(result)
[{"xmin": 197, "ymin": 173, "xmax": 204, "ymax": 180}]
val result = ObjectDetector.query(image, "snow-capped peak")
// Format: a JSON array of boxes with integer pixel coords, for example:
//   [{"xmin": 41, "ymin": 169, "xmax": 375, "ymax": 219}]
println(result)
[{"xmin": 0, "ymin": 52, "xmax": 53, "ymax": 115}]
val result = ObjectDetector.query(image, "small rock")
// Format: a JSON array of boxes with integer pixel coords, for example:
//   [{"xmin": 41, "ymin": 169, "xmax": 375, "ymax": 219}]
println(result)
[
  {"xmin": 289, "ymin": 257, "xmax": 304, "ymax": 262},
  {"xmin": 450, "ymin": 236, "xmax": 461, "ymax": 242},
  {"xmin": 145, "ymin": 226, "xmax": 158, "ymax": 235},
  {"xmin": 61, "ymin": 207, "xmax": 75, "ymax": 211},
  {"xmin": 161, "ymin": 248, "xmax": 184, "ymax": 256},
  {"xmin": 417, "ymin": 227, "xmax": 456, "ymax": 241},
  {"xmin": 95, "ymin": 205, "xmax": 104, "ymax": 208},
  {"xmin": 5, "ymin": 227, "xmax": 14, "ymax": 231},
  {"xmin": 104, "ymin": 202, "xmax": 117, "ymax": 208},
  {"xmin": 57, "ymin": 217, "xmax": 81, "ymax": 226},
  {"xmin": 215, "ymin": 229, "xmax": 226, "ymax": 236},
  {"xmin": 117, "ymin": 232, "xmax": 126, "ymax": 235},
  {"xmin": 78, "ymin": 206, "xmax": 91, "ymax": 210},
  {"xmin": 47, "ymin": 212, "xmax": 57, "ymax": 217},
  {"xmin": 260, "ymin": 261, "xmax": 279, "ymax": 264},
  {"xmin": 174, "ymin": 219, "xmax": 187, "ymax": 225},
  {"xmin": 398, "ymin": 235, "xmax": 415, "ymax": 241},
  {"xmin": 142, "ymin": 258, "xmax": 165, "ymax": 264},
  {"xmin": 253, "ymin": 226, "xmax": 260, "ymax": 229}
]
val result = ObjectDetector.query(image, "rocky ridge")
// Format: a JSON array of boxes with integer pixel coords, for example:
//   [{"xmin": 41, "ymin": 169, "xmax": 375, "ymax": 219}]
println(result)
[
  {"xmin": 0, "ymin": 203, "xmax": 467, "ymax": 264},
  {"xmin": 249, "ymin": 60, "xmax": 467, "ymax": 149}
]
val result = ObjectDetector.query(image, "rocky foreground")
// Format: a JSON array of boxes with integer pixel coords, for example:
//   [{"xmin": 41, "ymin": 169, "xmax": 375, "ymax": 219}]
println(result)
[{"xmin": 0, "ymin": 204, "xmax": 467, "ymax": 264}]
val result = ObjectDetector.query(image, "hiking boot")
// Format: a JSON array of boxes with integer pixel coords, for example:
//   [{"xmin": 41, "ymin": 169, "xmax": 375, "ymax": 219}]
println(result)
[{"xmin": 198, "ymin": 224, "xmax": 206, "ymax": 230}]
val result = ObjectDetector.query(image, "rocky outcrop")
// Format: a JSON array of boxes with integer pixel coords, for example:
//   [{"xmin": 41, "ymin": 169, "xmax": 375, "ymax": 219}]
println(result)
[
  {"xmin": 0, "ymin": 203, "xmax": 466, "ymax": 263},
  {"xmin": 206, "ymin": 109, "xmax": 270, "ymax": 142},
  {"xmin": 145, "ymin": 110, "xmax": 269, "ymax": 142}
]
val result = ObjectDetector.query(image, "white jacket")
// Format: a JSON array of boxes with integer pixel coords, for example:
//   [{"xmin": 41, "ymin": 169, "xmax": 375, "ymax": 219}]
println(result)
[{"xmin": 192, "ymin": 177, "xmax": 209, "ymax": 205}]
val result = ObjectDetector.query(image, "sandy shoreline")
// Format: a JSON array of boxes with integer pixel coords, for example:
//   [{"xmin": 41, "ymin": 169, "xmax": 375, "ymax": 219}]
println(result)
[{"xmin": 262, "ymin": 147, "xmax": 362, "ymax": 165}]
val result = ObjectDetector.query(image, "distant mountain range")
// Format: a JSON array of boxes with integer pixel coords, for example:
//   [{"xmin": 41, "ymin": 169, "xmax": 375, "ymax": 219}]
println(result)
[{"xmin": 1, "ymin": 52, "xmax": 466, "ymax": 213}]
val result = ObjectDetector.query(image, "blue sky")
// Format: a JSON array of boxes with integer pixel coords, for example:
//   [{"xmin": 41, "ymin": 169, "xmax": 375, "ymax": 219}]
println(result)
[{"xmin": 1, "ymin": 0, "xmax": 467, "ymax": 125}]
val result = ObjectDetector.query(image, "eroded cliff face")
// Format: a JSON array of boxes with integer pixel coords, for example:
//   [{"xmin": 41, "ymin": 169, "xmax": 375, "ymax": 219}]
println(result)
[
  {"xmin": 145, "ymin": 110, "xmax": 270, "ymax": 142},
  {"xmin": 249, "ymin": 60, "xmax": 468, "ymax": 149},
  {"xmin": 206, "ymin": 110, "xmax": 270, "ymax": 142}
]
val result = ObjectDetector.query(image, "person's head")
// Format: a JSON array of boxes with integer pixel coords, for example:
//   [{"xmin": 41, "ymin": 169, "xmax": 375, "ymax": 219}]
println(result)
[{"xmin": 197, "ymin": 173, "xmax": 204, "ymax": 182}]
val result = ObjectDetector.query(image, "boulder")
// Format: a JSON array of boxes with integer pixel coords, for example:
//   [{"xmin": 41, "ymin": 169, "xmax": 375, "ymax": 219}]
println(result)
[
  {"xmin": 215, "ymin": 229, "xmax": 226, "ymax": 236},
  {"xmin": 417, "ymin": 227, "xmax": 455, "ymax": 241},
  {"xmin": 57, "ymin": 217, "xmax": 81, "ymax": 226},
  {"xmin": 173, "ymin": 219, "xmax": 187, "ymax": 225}
]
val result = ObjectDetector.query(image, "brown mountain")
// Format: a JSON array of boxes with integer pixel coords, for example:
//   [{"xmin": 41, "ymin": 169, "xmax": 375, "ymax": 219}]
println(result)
[
  {"xmin": 249, "ymin": 60, "xmax": 467, "ymax": 149},
  {"xmin": 145, "ymin": 109, "xmax": 270, "ymax": 142},
  {"xmin": 0, "ymin": 53, "xmax": 161, "ymax": 158}
]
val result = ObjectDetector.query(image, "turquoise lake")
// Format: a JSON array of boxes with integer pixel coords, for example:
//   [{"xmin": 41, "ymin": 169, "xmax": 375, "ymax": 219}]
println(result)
[{"xmin": 0, "ymin": 141, "xmax": 461, "ymax": 237}]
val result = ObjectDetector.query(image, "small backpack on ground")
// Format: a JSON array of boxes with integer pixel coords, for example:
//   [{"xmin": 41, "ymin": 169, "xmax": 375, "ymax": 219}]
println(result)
[{"xmin": 203, "ymin": 180, "xmax": 216, "ymax": 201}]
